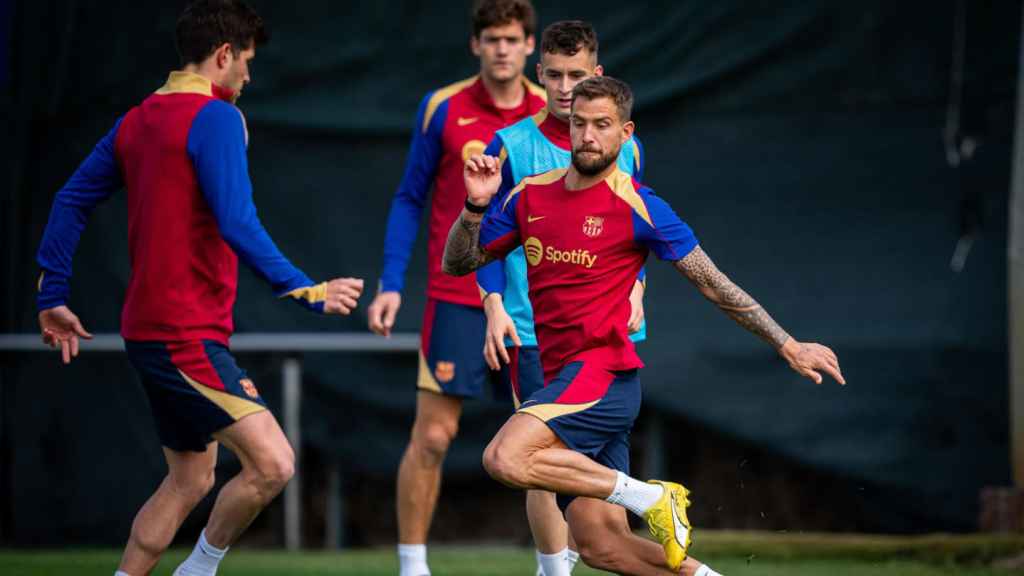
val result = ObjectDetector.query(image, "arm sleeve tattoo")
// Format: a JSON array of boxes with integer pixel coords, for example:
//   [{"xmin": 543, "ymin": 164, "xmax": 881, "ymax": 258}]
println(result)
[
  {"xmin": 442, "ymin": 212, "xmax": 495, "ymax": 276},
  {"xmin": 674, "ymin": 246, "xmax": 790, "ymax": 349}
]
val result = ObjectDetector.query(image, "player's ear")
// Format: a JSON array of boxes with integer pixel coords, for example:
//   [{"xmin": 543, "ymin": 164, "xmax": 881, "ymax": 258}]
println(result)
[
  {"xmin": 525, "ymin": 34, "xmax": 536, "ymax": 56},
  {"xmin": 536, "ymin": 62, "xmax": 543, "ymax": 84},
  {"xmin": 213, "ymin": 43, "xmax": 233, "ymax": 71},
  {"xmin": 622, "ymin": 120, "xmax": 635, "ymax": 143},
  {"xmin": 593, "ymin": 64, "xmax": 604, "ymax": 77},
  {"xmin": 470, "ymin": 34, "xmax": 482, "ymax": 57}
]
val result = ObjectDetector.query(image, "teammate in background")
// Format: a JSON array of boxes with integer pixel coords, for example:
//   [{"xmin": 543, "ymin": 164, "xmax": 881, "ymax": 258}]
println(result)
[
  {"xmin": 364, "ymin": 2, "xmax": 545, "ymax": 575},
  {"xmin": 444, "ymin": 77, "xmax": 844, "ymax": 575},
  {"xmin": 34, "ymin": 2, "xmax": 364, "ymax": 574},
  {"xmin": 474, "ymin": 21, "xmax": 646, "ymax": 576}
]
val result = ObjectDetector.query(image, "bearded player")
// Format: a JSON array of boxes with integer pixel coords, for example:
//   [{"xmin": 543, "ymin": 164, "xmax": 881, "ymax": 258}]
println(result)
[{"xmin": 443, "ymin": 76, "xmax": 844, "ymax": 575}]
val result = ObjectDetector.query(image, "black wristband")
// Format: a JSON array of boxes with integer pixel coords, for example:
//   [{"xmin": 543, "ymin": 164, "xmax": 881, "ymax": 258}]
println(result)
[{"xmin": 464, "ymin": 197, "xmax": 489, "ymax": 214}]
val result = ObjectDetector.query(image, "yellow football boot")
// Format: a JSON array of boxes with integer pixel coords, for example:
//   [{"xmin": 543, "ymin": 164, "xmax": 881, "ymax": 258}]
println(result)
[{"xmin": 642, "ymin": 480, "xmax": 692, "ymax": 571}]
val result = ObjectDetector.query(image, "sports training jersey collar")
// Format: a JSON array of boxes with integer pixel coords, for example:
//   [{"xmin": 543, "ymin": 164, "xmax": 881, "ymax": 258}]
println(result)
[
  {"xmin": 156, "ymin": 71, "xmax": 237, "ymax": 102},
  {"xmin": 468, "ymin": 75, "xmax": 533, "ymax": 121},
  {"xmin": 534, "ymin": 108, "xmax": 571, "ymax": 150}
]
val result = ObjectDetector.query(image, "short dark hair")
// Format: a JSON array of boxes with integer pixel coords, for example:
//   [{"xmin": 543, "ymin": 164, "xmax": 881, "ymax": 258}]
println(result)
[
  {"xmin": 175, "ymin": 0, "xmax": 268, "ymax": 66},
  {"xmin": 571, "ymin": 76, "xmax": 634, "ymax": 122},
  {"xmin": 471, "ymin": 0, "xmax": 536, "ymax": 38},
  {"xmin": 540, "ymin": 20, "xmax": 598, "ymax": 57}
]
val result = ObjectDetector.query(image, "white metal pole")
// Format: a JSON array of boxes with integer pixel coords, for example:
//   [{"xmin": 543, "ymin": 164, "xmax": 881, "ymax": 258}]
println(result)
[{"xmin": 283, "ymin": 357, "xmax": 302, "ymax": 550}]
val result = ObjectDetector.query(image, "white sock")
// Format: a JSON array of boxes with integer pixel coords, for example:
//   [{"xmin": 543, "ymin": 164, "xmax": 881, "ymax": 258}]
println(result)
[
  {"xmin": 537, "ymin": 548, "xmax": 570, "ymax": 576},
  {"xmin": 115, "ymin": 572, "xmax": 131, "ymax": 576},
  {"xmin": 605, "ymin": 471, "xmax": 664, "ymax": 517},
  {"xmin": 566, "ymin": 549, "xmax": 580, "ymax": 573},
  {"xmin": 398, "ymin": 543, "xmax": 430, "ymax": 576},
  {"xmin": 173, "ymin": 529, "xmax": 228, "ymax": 576},
  {"xmin": 534, "ymin": 549, "xmax": 545, "ymax": 576},
  {"xmin": 695, "ymin": 565, "xmax": 723, "ymax": 576}
]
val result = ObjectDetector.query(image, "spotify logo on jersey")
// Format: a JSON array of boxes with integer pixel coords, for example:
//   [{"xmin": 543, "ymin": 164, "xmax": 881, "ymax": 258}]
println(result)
[
  {"xmin": 523, "ymin": 237, "xmax": 598, "ymax": 269},
  {"xmin": 524, "ymin": 237, "xmax": 544, "ymax": 266}
]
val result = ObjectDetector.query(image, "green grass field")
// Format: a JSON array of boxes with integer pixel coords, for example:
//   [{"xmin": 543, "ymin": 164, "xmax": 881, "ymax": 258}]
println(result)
[{"xmin": 2, "ymin": 531, "xmax": 1022, "ymax": 575}]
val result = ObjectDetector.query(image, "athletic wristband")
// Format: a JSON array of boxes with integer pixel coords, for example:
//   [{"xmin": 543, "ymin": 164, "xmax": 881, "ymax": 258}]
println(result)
[{"xmin": 464, "ymin": 197, "xmax": 489, "ymax": 214}]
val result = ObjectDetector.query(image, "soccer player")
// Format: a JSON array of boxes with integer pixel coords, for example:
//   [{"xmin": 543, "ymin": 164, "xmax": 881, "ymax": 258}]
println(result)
[
  {"xmin": 364, "ymin": 2, "xmax": 545, "ymax": 574},
  {"xmin": 34, "ymin": 2, "xmax": 364, "ymax": 575},
  {"xmin": 474, "ymin": 20, "xmax": 646, "ymax": 576},
  {"xmin": 443, "ymin": 76, "xmax": 845, "ymax": 575}
]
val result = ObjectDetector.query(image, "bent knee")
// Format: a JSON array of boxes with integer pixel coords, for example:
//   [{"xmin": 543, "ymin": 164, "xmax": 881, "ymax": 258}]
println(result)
[
  {"xmin": 576, "ymin": 536, "xmax": 622, "ymax": 571},
  {"xmin": 252, "ymin": 446, "xmax": 295, "ymax": 496},
  {"xmin": 412, "ymin": 419, "xmax": 458, "ymax": 462},
  {"xmin": 169, "ymin": 467, "xmax": 216, "ymax": 505},
  {"xmin": 482, "ymin": 439, "xmax": 528, "ymax": 487}
]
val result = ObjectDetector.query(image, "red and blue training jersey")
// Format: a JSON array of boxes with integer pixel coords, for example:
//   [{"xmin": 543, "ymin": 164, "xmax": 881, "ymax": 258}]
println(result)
[
  {"xmin": 479, "ymin": 168, "xmax": 698, "ymax": 381},
  {"xmin": 380, "ymin": 75, "xmax": 546, "ymax": 307},
  {"xmin": 36, "ymin": 71, "xmax": 328, "ymax": 344}
]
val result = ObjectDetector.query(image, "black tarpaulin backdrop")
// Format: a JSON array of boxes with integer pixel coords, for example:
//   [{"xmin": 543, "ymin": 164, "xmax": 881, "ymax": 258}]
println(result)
[{"xmin": 1, "ymin": 1, "xmax": 1018, "ymax": 545}]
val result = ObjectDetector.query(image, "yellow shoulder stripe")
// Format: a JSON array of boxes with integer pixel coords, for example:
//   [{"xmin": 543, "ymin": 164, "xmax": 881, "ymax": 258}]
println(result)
[
  {"xmin": 607, "ymin": 169, "xmax": 652, "ymax": 226},
  {"xmin": 283, "ymin": 282, "xmax": 327, "ymax": 304},
  {"xmin": 503, "ymin": 167, "xmax": 569, "ymax": 211},
  {"xmin": 525, "ymin": 78, "xmax": 548, "ymax": 102},
  {"xmin": 498, "ymin": 145, "xmax": 508, "ymax": 165},
  {"xmin": 531, "ymin": 108, "xmax": 549, "ymax": 126},
  {"xmin": 423, "ymin": 76, "xmax": 478, "ymax": 133}
]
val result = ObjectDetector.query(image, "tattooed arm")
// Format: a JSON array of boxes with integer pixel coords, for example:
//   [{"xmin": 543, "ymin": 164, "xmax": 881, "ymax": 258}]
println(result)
[
  {"xmin": 674, "ymin": 246, "xmax": 789, "ymax": 348},
  {"xmin": 675, "ymin": 246, "xmax": 846, "ymax": 385},
  {"xmin": 442, "ymin": 210, "xmax": 495, "ymax": 276}
]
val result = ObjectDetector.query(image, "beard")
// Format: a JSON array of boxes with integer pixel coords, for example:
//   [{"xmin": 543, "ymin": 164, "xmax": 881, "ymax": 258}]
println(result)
[{"xmin": 571, "ymin": 146, "xmax": 620, "ymax": 176}]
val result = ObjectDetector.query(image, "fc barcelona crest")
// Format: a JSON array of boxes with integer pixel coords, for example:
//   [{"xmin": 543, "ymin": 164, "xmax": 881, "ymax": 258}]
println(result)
[
  {"xmin": 239, "ymin": 378, "xmax": 260, "ymax": 399},
  {"xmin": 583, "ymin": 216, "xmax": 604, "ymax": 238},
  {"xmin": 435, "ymin": 361, "xmax": 456, "ymax": 383}
]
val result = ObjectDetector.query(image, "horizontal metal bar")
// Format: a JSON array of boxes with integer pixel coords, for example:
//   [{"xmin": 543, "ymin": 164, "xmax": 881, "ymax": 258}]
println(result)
[{"xmin": 0, "ymin": 333, "xmax": 419, "ymax": 353}]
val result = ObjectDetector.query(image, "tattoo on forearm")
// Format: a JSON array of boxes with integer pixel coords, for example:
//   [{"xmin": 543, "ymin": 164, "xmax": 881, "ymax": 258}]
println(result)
[
  {"xmin": 442, "ymin": 212, "xmax": 495, "ymax": 276},
  {"xmin": 674, "ymin": 246, "xmax": 790, "ymax": 349}
]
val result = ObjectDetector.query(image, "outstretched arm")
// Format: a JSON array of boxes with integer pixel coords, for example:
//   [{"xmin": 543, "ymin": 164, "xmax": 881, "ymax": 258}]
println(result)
[{"xmin": 675, "ymin": 246, "xmax": 845, "ymax": 385}]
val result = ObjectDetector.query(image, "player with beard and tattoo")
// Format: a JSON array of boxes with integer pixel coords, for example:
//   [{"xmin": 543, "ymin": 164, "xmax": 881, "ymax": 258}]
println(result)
[{"xmin": 442, "ymin": 76, "xmax": 845, "ymax": 575}]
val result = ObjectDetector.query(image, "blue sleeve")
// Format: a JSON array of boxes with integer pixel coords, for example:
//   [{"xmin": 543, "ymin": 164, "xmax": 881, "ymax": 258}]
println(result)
[
  {"xmin": 36, "ymin": 117, "xmax": 124, "ymax": 311},
  {"xmin": 187, "ymin": 100, "xmax": 325, "ymax": 313},
  {"xmin": 480, "ymin": 188, "xmax": 522, "ymax": 258},
  {"xmin": 633, "ymin": 187, "xmax": 699, "ymax": 262},
  {"xmin": 379, "ymin": 92, "xmax": 446, "ymax": 293},
  {"xmin": 476, "ymin": 136, "xmax": 513, "ymax": 296}
]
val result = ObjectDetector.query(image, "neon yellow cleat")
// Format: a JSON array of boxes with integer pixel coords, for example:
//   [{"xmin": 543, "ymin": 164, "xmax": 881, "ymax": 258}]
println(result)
[{"xmin": 643, "ymin": 480, "xmax": 692, "ymax": 571}]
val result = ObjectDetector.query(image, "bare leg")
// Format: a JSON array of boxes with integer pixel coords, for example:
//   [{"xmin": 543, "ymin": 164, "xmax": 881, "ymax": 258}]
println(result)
[
  {"xmin": 567, "ymin": 498, "xmax": 705, "ymax": 576},
  {"xmin": 397, "ymin": 391, "xmax": 462, "ymax": 544},
  {"xmin": 204, "ymin": 410, "xmax": 295, "ymax": 548},
  {"xmin": 526, "ymin": 490, "xmax": 569, "ymax": 554},
  {"xmin": 118, "ymin": 445, "xmax": 218, "ymax": 575},
  {"xmin": 483, "ymin": 413, "xmax": 617, "ymax": 497}
]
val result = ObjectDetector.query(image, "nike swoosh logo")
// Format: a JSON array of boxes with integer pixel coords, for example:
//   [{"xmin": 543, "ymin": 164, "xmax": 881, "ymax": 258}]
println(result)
[
  {"xmin": 457, "ymin": 117, "xmax": 479, "ymax": 126},
  {"xmin": 669, "ymin": 491, "xmax": 689, "ymax": 547},
  {"xmin": 527, "ymin": 215, "xmax": 546, "ymax": 223}
]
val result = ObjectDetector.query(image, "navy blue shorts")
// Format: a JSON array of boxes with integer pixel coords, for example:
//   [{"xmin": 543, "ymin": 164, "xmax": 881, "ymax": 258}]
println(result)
[
  {"xmin": 417, "ymin": 298, "xmax": 509, "ymax": 401},
  {"xmin": 126, "ymin": 340, "xmax": 267, "ymax": 452},
  {"xmin": 517, "ymin": 360, "xmax": 641, "ymax": 511},
  {"xmin": 505, "ymin": 345, "xmax": 544, "ymax": 409}
]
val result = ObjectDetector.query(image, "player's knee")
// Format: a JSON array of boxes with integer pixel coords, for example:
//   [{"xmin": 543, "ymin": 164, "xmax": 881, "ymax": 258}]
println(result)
[
  {"xmin": 253, "ymin": 446, "xmax": 295, "ymax": 498},
  {"xmin": 413, "ymin": 419, "xmax": 457, "ymax": 463},
  {"xmin": 169, "ymin": 466, "xmax": 216, "ymax": 506},
  {"xmin": 482, "ymin": 438, "xmax": 527, "ymax": 487},
  {"xmin": 575, "ymin": 531, "xmax": 622, "ymax": 571}
]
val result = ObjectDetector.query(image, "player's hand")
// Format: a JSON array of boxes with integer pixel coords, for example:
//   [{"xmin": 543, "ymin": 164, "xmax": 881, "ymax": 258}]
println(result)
[
  {"xmin": 779, "ymin": 338, "xmax": 845, "ymax": 385},
  {"xmin": 367, "ymin": 290, "xmax": 402, "ymax": 337},
  {"xmin": 323, "ymin": 277, "xmax": 364, "ymax": 316},
  {"xmin": 627, "ymin": 279, "xmax": 645, "ymax": 334},
  {"xmin": 38, "ymin": 305, "xmax": 93, "ymax": 365},
  {"xmin": 483, "ymin": 293, "xmax": 521, "ymax": 370},
  {"xmin": 463, "ymin": 154, "xmax": 502, "ymax": 209}
]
